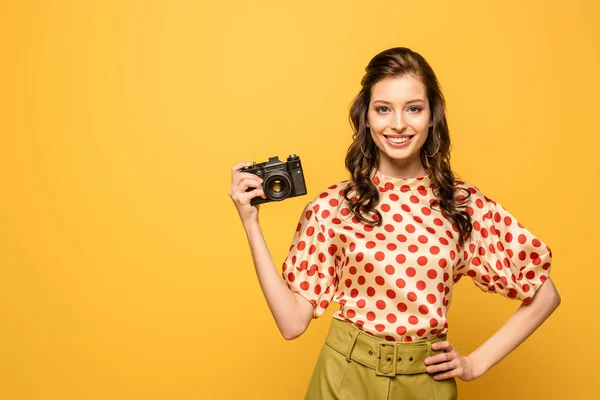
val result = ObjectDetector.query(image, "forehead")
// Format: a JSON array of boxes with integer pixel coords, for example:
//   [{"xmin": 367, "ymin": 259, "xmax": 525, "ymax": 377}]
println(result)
[{"xmin": 370, "ymin": 75, "xmax": 428, "ymax": 103}]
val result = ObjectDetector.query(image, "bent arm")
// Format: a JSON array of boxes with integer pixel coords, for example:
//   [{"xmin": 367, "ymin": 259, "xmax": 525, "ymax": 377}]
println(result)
[
  {"xmin": 243, "ymin": 219, "xmax": 314, "ymax": 340},
  {"xmin": 467, "ymin": 277, "xmax": 561, "ymax": 378}
]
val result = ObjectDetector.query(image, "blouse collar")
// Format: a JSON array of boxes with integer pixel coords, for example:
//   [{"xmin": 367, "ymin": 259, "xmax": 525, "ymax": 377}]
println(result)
[{"xmin": 371, "ymin": 168, "xmax": 433, "ymax": 192}]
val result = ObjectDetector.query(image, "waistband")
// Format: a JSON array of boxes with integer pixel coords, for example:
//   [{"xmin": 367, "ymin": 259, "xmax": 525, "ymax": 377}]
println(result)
[{"xmin": 325, "ymin": 317, "xmax": 448, "ymax": 377}]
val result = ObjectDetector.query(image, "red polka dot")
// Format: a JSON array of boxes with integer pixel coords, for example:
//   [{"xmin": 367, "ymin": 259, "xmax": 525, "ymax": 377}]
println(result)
[
  {"xmin": 376, "ymin": 300, "xmax": 386, "ymax": 310},
  {"xmin": 366, "ymin": 311, "xmax": 376, "ymax": 321},
  {"xmin": 387, "ymin": 313, "xmax": 397, "ymax": 323},
  {"xmin": 408, "ymin": 315, "xmax": 419, "ymax": 324}
]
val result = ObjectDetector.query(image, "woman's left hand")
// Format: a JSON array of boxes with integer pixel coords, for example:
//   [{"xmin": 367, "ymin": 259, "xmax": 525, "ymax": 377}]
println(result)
[{"xmin": 424, "ymin": 341, "xmax": 480, "ymax": 382}]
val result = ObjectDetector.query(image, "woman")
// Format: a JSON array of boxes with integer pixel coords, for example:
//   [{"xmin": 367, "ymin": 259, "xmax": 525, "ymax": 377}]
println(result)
[{"xmin": 228, "ymin": 47, "xmax": 561, "ymax": 400}]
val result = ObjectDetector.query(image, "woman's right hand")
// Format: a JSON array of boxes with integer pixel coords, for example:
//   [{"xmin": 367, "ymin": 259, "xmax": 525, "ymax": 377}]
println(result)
[{"xmin": 229, "ymin": 161, "xmax": 267, "ymax": 224}]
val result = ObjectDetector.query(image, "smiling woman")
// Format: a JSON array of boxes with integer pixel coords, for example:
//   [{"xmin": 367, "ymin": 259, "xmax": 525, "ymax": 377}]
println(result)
[{"xmin": 229, "ymin": 46, "xmax": 560, "ymax": 400}]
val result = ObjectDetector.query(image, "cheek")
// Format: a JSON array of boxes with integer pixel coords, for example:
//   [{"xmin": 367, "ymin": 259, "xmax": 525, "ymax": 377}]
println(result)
[{"xmin": 369, "ymin": 116, "xmax": 388, "ymax": 131}]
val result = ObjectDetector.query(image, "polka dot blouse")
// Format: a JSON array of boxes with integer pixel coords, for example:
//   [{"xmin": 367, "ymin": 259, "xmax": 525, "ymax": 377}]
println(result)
[{"xmin": 281, "ymin": 169, "xmax": 552, "ymax": 342}]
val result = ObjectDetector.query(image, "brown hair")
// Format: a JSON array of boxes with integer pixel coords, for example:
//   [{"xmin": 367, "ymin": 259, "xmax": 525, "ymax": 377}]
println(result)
[{"xmin": 342, "ymin": 47, "xmax": 473, "ymax": 248}]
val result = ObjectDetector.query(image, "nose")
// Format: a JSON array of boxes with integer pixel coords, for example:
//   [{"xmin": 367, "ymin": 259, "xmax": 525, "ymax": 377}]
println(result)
[{"xmin": 392, "ymin": 111, "xmax": 406, "ymax": 131}]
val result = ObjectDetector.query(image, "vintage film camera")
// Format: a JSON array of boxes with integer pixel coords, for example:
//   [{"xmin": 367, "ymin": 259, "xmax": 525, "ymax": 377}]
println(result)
[{"xmin": 241, "ymin": 154, "xmax": 307, "ymax": 206}]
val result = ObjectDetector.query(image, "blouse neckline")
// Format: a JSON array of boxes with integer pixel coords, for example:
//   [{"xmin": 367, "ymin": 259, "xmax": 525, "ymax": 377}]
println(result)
[{"xmin": 371, "ymin": 168, "xmax": 433, "ymax": 192}]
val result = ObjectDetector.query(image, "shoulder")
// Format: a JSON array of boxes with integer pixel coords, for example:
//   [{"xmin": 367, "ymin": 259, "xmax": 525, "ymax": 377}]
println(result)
[
  {"xmin": 305, "ymin": 178, "xmax": 353, "ymax": 222},
  {"xmin": 453, "ymin": 177, "xmax": 498, "ymax": 218}
]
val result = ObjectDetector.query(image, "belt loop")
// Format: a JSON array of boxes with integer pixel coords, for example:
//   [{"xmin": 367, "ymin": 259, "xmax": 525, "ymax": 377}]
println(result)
[{"xmin": 345, "ymin": 330, "xmax": 360, "ymax": 362}]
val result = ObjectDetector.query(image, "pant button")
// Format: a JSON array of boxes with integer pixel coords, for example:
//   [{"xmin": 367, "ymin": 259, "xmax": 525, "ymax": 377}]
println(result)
[{"xmin": 386, "ymin": 357, "xmax": 392, "ymax": 362}]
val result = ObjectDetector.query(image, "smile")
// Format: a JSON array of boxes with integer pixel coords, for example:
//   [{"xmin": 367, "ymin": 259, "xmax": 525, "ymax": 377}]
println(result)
[{"xmin": 384, "ymin": 135, "xmax": 414, "ymax": 147}]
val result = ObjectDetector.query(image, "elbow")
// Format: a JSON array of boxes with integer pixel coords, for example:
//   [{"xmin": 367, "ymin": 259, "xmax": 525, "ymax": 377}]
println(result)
[
  {"xmin": 280, "ymin": 319, "xmax": 310, "ymax": 341},
  {"xmin": 281, "ymin": 327, "xmax": 303, "ymax": 341},
  {"xmin": 543, "ymin": 279, "xmax": 561, "ymax": 312},
  {"xmin": 552, "ymin": 289, "xmax": 561, "ymax": 309}
]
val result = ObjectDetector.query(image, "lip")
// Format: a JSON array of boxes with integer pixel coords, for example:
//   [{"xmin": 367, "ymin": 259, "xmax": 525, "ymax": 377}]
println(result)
[{"xmin": 384, "ymin": 135, "xmax": 414, "ymax": 148}]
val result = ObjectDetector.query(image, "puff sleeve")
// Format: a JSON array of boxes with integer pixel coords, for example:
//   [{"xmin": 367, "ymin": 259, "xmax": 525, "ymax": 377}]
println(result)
[
  {"xmin": 460, "ymin": 193, "xmax": 552, "ymax": 304},
  {"xmin": 281, "ymin": 201, "xmax": 338, "ymax": 319}
]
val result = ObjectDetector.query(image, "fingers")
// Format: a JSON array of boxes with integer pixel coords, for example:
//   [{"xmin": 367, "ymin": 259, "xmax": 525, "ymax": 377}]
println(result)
[
  {"xmin": 432, "ymin": 341, "xmax": 453, "ymax": 351},
  {"xmin": 229, "ymin": 161, "xmax": 266, "ymax": 201},
  {"xmin": 424, "ymin": 341, "xmax": 463, "ymax": 380},
  {"xmin": 231, "ymin": 161, "xmax": 252, "ymax": 180},
  {"xmin": 235, "ymin": 173, "xmax": 263, "ymax": 189}
]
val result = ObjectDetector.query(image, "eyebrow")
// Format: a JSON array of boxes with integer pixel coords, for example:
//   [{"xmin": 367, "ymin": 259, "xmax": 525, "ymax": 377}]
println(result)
[{"xmin": 373, "ymin": 99, "xmax": 425, "ymax": 105}]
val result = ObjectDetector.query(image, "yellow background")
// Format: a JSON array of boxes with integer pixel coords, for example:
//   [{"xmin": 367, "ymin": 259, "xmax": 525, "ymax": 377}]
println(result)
[{"xmin": 1, "ymin": 1, "xmax": 598, "ymax": 399}]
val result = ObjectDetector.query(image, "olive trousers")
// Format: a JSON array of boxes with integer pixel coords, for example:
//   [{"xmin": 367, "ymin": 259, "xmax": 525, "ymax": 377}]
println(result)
[{"xmin": 304, "ymin": 318, "xmax": 458, "ymax": 400}]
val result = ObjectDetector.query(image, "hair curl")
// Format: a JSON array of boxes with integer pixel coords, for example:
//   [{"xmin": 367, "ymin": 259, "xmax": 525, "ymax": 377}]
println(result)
[{"xmin": 342, "ymin": 47, "xmax": 473, "ymax": 248}]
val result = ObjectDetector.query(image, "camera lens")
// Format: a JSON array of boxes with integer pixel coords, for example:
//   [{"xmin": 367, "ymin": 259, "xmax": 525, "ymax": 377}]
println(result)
[{"xmin": 264, "ymin": 173, "xmax": 292, "ymax": 201}]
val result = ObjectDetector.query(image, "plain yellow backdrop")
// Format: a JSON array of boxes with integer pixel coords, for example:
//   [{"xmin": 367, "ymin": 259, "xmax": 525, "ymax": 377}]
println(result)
[{"xmin": 1, "ymin": 0, "xmax": 598, "ymax": 399}]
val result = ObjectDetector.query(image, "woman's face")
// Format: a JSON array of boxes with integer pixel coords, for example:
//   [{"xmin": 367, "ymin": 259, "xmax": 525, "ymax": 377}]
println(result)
[{"xmin": 367, "ymin": 74, "xmax": 433, "ymax": 176}]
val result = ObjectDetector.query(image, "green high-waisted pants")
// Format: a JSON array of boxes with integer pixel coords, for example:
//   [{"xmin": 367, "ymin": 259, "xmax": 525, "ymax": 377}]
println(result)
[{"xmin": 304, "ymin": 318, "xmax": 458, "ymax": 400}]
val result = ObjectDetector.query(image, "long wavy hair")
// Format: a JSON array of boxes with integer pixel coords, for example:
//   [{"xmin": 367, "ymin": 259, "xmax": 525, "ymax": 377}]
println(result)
[{"xmin": 342, "ymin": 47, "xmax": 473, "ymax": 248}]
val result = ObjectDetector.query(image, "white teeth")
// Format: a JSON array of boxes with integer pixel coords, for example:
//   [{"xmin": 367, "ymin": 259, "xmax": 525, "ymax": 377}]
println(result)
[{"xmin": 387, "ymin": 136, "xmax": 411, "ymax": 143}]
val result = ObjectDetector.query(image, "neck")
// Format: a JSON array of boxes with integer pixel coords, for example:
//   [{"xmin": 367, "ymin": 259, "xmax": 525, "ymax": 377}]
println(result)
[{"xmin": 377, "ymin": 159, "xmax": 430, "ymax": 179}]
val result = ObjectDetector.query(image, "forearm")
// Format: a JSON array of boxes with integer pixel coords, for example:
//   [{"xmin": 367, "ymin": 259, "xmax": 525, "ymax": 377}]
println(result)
[
  {"xmin": 467, "ymin": 277, "xmax": 561, "ymax": 377},
  {"xmin": 243, "ymin": 219, "xmax": 303, "ymax": 339}
]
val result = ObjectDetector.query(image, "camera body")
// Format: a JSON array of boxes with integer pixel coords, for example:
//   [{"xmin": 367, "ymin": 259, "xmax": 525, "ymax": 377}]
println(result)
[{"xmin": 241, "ymin": 154, "xmax": 307, "ymax": 206}]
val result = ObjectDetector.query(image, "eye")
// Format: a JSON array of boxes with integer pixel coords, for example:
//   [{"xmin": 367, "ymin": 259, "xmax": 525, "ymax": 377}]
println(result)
[
  {"xmin": 375, "ymin": 106, "xmax": 390, "ymax": 113},
  {"xmin": 407, "ymin": 106, "xmax": 422, "ymax": 113}
]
